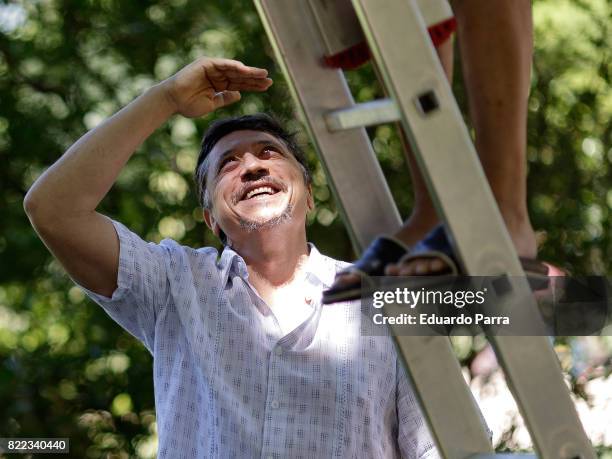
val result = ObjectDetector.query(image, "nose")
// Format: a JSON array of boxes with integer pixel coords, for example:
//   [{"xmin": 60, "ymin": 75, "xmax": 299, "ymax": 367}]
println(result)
[{"xmin": 241, "ymin": 152, "xmax": 269, "ymax": 181}]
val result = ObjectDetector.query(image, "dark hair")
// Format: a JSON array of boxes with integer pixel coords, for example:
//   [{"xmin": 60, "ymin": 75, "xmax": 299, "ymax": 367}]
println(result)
[{"xmin": 194, "ymin": 113, "xmax": 311, "ymax": 210}]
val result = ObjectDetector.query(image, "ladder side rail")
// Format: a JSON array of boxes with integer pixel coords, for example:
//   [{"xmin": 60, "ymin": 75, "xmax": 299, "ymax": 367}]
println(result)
[
  {"xmin": 386, "ymin": 300, "xmax": 496, "ymax": 457},
  {"xmin": 255, "ymin": 0, "xmax": 401, "ymax": 251}
]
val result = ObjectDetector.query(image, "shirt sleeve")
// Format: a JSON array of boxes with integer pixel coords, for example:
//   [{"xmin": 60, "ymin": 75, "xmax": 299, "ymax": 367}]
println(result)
[
  {"xmin": 396, "ymin": 360, "xmax": 441, "ymax": 459},
  {"xmin": 78, "ymin": 219, "xmax": 170, "ymax": 353}
]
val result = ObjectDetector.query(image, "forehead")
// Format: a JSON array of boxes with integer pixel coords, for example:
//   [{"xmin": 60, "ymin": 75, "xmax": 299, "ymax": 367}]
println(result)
[{"xmin": 208, "ymin": 130, "xmax": 288, "ymax": 161}]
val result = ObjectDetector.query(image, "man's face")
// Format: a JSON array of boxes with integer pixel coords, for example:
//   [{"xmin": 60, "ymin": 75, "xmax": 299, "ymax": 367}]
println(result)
[{"xmin": 203, "ymin": 130, "xmax": 313, "ymax": 241}]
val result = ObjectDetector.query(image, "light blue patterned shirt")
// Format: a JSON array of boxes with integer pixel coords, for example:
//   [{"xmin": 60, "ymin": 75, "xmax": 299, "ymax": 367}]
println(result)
[{"xmin": 81, "ymin": 220, "xmax": 439, "ymax": 458}]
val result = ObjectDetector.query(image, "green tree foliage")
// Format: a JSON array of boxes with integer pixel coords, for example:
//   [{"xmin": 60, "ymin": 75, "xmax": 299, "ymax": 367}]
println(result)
[{"xmin": 0, "ymin": 0, "xmax": 610, "ymax": 456}]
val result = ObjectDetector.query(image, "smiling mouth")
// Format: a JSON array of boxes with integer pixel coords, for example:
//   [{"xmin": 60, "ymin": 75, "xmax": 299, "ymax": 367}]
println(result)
[
  {"xmin": 240, "ymin": 184, "xmax": 282, "ymax": 202},
  {"xmin": 244, "ymin": 186, "xmax": 278, "ymax": 200}
]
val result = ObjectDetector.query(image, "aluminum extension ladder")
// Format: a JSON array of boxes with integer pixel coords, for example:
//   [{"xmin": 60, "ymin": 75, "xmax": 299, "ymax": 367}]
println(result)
[{"xmin": 253, "ymin": 0, "xmax": 596, "ymax": 458}]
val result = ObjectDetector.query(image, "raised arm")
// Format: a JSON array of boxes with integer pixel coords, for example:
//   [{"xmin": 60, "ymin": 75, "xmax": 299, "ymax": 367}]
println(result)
[{"xmin": 24, "ymin": 57, "xmax": 272, "ymax": 297}]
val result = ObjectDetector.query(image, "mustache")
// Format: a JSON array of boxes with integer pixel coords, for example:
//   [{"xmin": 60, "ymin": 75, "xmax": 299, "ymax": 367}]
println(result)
[{"xmin": 232, "ymin": 177, "xmax": 287, "ymax": 205}]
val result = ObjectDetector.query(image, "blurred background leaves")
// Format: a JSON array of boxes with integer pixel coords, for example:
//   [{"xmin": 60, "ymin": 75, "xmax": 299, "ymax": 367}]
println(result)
[{"xmin": 0, "ymin": 0, "xmax": 610, "ymax": 457}]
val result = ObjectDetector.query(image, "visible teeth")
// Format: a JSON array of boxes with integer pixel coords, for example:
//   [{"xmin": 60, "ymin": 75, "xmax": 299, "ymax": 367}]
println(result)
[{"xmin": 245, "ymin": 186, "xmax": 275, "ymax": 199}]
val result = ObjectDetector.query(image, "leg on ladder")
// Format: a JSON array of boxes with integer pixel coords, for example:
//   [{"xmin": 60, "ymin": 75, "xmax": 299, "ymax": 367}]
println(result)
[{"xmin": 330, "ymin": 0, "xmax": 539, "ymax": 286}]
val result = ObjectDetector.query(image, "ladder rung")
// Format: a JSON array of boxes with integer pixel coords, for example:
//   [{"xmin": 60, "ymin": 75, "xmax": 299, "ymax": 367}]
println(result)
[{"xmin": 324, "ymin": 99, "xmax": 400, "ymax": 131}]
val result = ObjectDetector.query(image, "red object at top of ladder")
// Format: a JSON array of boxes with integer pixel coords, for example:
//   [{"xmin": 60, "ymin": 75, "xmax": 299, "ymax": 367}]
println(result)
[{"xmin": 323, "ymin": 17, "xmax": 457, "ymax": 70}]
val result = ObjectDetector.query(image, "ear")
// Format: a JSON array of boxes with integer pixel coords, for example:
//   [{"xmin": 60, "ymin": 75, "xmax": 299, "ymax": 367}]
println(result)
[
  {"xmin": 306, "ymin": 184, "xmax": 315, "ymax": 211},
  {"xmin": 203, "ymin": 209, "xmax": 220, "ymax": 237}
]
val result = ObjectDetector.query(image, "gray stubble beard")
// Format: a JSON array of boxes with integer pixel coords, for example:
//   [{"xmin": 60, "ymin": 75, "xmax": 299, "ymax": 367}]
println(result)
[{"xmin": 237, "ymin": 202, "xmax": 295, "ymax": 233}]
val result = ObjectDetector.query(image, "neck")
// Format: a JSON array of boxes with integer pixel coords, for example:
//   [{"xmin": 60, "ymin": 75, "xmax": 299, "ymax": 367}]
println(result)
[{"xmin": 229, "ymin": 224, "xmax": 310, "ymax": 288}]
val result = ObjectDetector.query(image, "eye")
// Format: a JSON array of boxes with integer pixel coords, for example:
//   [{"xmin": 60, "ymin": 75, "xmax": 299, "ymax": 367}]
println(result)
[
  {"xmin": 259, "ymin": 145, "xmax": 281, "ymax": 158},
  {"xmin": 218, "ymin": 156, "xmax": 238, "ymax": 172}
]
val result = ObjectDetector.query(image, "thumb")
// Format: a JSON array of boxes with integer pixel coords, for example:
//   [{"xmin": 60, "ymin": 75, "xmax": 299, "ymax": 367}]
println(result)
[{"xmin": 212, "ymin": 91, "xmax": 241, "ymax": 109}]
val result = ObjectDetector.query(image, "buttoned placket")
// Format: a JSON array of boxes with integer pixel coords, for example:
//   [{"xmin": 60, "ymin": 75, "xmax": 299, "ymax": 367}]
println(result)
[
  {"xmin": 260, "ymin": 339, "xmax": 285, "ymax": 459},
  {"xmin": 228, "ymin": 247, "xmax": 333, "ymax": 458},
  {"xmin": 259, "ymin": 297, "xmax": 322, "ymax": 459}
]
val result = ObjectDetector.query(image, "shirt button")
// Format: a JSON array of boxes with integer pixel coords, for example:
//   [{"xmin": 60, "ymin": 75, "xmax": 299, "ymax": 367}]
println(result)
[
  {"xmin": 305, "ymin": 295, "xmax": 312, "ymax": 304},
  {"xmin": 274, "ymin": 346, "xmax": 283, "ymax": 356},
  {"xmin": 271, "ymin": 400, "xmax": 279, "ymax": 409}
]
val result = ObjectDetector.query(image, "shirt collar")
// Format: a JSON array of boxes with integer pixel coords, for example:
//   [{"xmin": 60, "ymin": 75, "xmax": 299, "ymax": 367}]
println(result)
[
  {"xmin": 218, "ymin": 244, "xmax": 248, "ymax": 280},
  {"xmin": 301, "ymin": 243, "xmax": 340, "ymax": 289},
  {"xmin": 217, "ymin": 242, "xmax": 341, "ymax": 289}
]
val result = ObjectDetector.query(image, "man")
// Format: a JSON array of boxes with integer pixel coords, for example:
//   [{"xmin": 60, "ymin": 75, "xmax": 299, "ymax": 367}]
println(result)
[{"xmin": 24, "ymin": 57, "xmax": 438, "ymax": 458}]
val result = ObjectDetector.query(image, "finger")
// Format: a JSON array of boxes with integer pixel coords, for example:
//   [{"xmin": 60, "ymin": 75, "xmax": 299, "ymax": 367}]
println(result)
[
  {"xmin": 207, "ymin": 77, "xmax": 272, "ymax": 93},
  {"xmin": 215, "ymin": 61, "xmax": 269, "ymax": 77},
  {"xmin": 225, "ymin": 76, "xmax": 273, "ymax": 86},
  {"xmin": 212, "ymin": 76, "xmax": 272, "ymax": 89},
  {"xmin": 212, "ymin": 90, "xmax": 241, "ymax": 109},
  {"xmin": 224, "ymin": 78, "xmax": 273, "ymax": 92},
  {"xmin": 206, "ymin": 59, "xmax": 269, "ymax": 78},
  {"xmin": 212, "ymin": 68, "xmax": 269, "ymax": 79}
]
